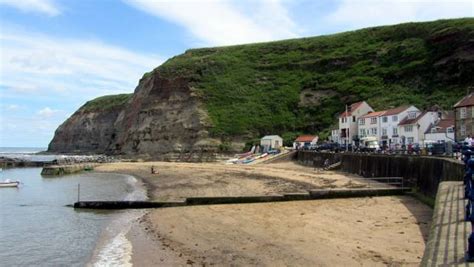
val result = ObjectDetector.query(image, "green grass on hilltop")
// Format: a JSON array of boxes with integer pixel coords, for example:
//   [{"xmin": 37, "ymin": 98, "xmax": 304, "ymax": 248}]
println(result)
[
  {"xmin": 81, "ymin": 94, "xmax": 132, "ymax": 112},
  {"xmin": 153, "ymin": 18, "xmax": 474, "ymax": 141}
]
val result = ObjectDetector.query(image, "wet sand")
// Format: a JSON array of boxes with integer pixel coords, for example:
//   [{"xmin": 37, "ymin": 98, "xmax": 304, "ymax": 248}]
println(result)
[{"xmin": 96, "ymin": 161, "xmax": 433, "ymax": 266}]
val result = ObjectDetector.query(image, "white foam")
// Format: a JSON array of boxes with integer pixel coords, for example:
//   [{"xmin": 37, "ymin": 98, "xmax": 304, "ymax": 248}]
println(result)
[{"xmin": 89, "ymin": 174, "xmax": 148, "ymax": 267}]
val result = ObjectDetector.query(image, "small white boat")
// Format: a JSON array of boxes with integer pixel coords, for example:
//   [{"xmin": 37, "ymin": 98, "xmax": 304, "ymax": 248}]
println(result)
[{"xmin": 0, "ymin": 179, "xmax": 20, "ymax": 188}]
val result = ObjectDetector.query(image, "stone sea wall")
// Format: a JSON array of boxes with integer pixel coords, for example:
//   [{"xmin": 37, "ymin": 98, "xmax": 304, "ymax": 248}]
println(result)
[{"xmin": 296, "ymin": 151, "xmax": 464, "ymax": 197}]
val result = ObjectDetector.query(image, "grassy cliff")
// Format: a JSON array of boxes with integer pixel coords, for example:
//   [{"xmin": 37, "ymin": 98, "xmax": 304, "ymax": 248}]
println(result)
[
  {"xmin": 150, "ymin": 18, "xmax": 474, "ymax": 142},
  {"xmin": 81, "ymin": 94, "xmax": 132, "ymax": 112}
]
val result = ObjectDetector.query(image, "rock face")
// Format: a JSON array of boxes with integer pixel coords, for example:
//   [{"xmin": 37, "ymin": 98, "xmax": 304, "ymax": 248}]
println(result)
[
  {"xmin": 48, "ymin": 99, "xmax": 124, "ymax": 154},
  {"xmin": 48, "ymin": 74, "xmax": 215, "ymax": 159},
  {"xmin": 111, "ymin": 73, "xmax": 213, "ymax": 157}
]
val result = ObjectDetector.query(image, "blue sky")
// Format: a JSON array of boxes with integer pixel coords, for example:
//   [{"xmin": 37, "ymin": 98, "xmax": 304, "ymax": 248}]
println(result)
[{"xmin": 0, "ymin": 0, "xmax": 473, "ymax": 148}]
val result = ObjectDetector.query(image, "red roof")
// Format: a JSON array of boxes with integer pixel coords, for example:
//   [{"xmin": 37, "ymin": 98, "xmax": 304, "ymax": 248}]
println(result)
[
  {"xmin": 339, "ymin": 101, "xmax": 364, "ymax": 118},
  {"xmin": 360, "ymin": 111, "xmax": 386, "ymax": 119},
  {"xmin": 295, "ymin": 135, "xmax": 317, "ymax": 142},
  {"xmin": 398, "ymin": 111, "xmax": 426, "ymax": 126},
  {"xmin": 425, "ymin": 118, "xmax": 454, "ymax": 134},
  {"xmin": 382, "ymin": 105, "xmax": 411, "ymax": 116},
  {"xmin": 454, "ymin": 93, "xmax": 474, "ymax": 108}
]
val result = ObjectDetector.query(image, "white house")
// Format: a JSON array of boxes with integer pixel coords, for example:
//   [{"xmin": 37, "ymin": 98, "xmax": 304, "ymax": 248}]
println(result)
[
  {"xmin": 339, "ymin": 101, "xmax": 373, "ymax": 145},
  {"xmin": 424, "ymin": 118, "xmax": 455, "ymax": 143},
  {"xmin": 260, "ymin": 135, "xmax": 283, "ymax": 151},
  {"xmin": 398, "ymin": 110, "xmax": 440, "ymax": 145},
  {"xmin": 379, "ymin": 105, "xmax": 420, "ymax": 148},
  {"xmin": 330, "ymin": 129, "xmax": 340, "ymax": 143},
  {"xmin": 293, "ymin": 135, "xmax": 319, "ymax": 149},
  {"xmin": 358, "ymin": 111, "xmax": 386, "ymax": 141}
]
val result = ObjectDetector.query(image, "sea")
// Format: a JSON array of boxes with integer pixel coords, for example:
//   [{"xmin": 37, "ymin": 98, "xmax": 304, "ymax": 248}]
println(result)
[{"xmin": 0, "ymin": 147, "xmax": 147, "ymax": 266}]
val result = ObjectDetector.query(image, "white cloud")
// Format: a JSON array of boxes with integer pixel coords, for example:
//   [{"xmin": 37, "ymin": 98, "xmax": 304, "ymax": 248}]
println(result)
[
  {"xmin": 37, "ymin": 107, "xmax": 59, "ymax": 117},
  {"xmin": 125, "ymin": 0, "xmax": 299, "ymax": 46},
  {"xmin": 325, "ymin": 0, "xmax": 474, "ymax": 30},
  {"xmin": 0, "ymin": 29, "xmax": 162, "ymax": 97},
  {"xmin": 0, "ymin": 0, "xmax": 61, "ymax": 16}
]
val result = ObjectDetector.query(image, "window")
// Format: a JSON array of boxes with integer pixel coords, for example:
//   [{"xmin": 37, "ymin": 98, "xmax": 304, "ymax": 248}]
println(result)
[
  {"xmin": 408, "ymin": 111, "xmax": 417, "ymax": 119},
  {"xmin": 392, "ymin": 115, "xmax": 398, "ymax": 122},
  {"xmin": 447, "ymin": 127, "xmax": 454, "ymax": 133},
  {"xmin": 359, "ymin": 118, "xmax": 365, "ymax": 125},
  {"xmin": 393, "ymin": 128, "xmax": 398, "ymax": 135},
  {"xmin": 371, "ymin": 117, "xmax": 377, "ymax": 124},
  {"xmin": 371, "ymin": 128, "xmax": 377, "ymax": 135},
  {"xmin": 404, "ymin": 125, "xmax": 413, "ymax": 132},
  {"xmin": 382, "ymin": 116, "xmax": 388, "ymax": 123},
  {"xmin": 461, "ymin": 125, "xmax": 466, "ymax": 136},
  {"xmin": 461, "ymin": 107, "xmax": 467, "ymax": 119},
  {"xmin": 382, "ymin": 128, "xmax": 387, "ymax": 136},
  {"xmin": 407, "ymin": 137, "xmax": 414, "ymax": 144},
  {"xmin": 353, "ymin": 116, "xmax": 355, "ymax": 122},
  {"xmin": 359, "ymin": 129, "xmax": 365, "ymax": 137}
]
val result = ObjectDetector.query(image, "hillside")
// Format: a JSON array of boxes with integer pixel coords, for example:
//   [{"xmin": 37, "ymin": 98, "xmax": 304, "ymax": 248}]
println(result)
[{"xmin": 48, "ymin": 18, "xmax": 474, "ymax": 157}]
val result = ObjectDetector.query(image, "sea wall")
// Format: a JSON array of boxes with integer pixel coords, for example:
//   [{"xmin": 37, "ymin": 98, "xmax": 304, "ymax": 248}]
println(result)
[{"xmin": 296, "ymin": 151, "xmax": 464, "ymax": 197}]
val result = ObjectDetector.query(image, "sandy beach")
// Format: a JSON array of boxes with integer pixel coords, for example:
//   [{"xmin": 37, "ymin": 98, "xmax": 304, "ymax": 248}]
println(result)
[{"xmin": 95, "ymin": 161, "xmax": 433, "ymax": 266}]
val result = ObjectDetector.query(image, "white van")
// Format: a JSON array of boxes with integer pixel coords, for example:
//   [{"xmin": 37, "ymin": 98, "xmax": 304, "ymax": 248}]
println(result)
[{"xmin": 360, "ymin": 136, "xmax": 380, "ymax": 152}]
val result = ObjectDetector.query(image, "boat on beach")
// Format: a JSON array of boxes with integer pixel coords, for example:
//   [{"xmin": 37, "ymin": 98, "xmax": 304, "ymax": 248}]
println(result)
[{"xmin": 0, "ymin": 179, "xmax": 20, "ymax": 188}]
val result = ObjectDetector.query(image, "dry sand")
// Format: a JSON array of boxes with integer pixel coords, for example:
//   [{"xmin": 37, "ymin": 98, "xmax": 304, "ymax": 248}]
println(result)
[
  {"xmin": 96, "ymin": 161, "xmax": 372, "ymax": 201},
  {"xmin": 95, "ymin": 161, "xmax": 433, "ymax": 266}
]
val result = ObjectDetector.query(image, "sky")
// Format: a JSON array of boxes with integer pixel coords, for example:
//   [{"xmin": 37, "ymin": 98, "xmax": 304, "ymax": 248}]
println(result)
[{"xmin": 0, "ymin": 0, "xmax": 472, "ymax": 148}]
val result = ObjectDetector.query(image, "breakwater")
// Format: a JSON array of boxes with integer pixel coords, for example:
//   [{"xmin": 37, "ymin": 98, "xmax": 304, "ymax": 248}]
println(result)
[
  {"xmin": 41, "ymin": 164, "xmax": 97, "ymax": 176},
  {"xmin": 297, "ymin": 151, "xmax": 464, "ymax": 197},
  {"xmin": 74, "ymin": 187, "xmax": 408, "ymax": 209}
]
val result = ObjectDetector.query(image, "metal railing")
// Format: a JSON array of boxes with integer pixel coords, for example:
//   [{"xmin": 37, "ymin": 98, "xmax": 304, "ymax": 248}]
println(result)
[{"xmin": 463, "ymin": 147, "xmax": 474, "ymax": 261}]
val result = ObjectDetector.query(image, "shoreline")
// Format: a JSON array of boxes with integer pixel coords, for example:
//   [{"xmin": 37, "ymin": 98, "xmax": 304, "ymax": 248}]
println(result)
[{"xmin": 94, "ymin": 161, "xmax": 433, "ymax": 266}]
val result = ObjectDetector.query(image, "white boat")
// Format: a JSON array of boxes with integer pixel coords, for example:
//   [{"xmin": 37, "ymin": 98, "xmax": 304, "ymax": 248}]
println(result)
[{"xmin": 0, "ymin": 179, "xmax": 20, "ymax": 188}]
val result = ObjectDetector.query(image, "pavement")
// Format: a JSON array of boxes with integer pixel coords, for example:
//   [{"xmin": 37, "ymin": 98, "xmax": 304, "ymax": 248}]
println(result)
[{"xmin": 422, "ymin": 182, "xmax": 473, "ymax": 266}]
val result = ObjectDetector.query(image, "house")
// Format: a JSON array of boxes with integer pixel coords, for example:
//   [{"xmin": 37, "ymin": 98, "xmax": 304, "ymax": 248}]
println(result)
[
  {"xmin": 358, "ymin": 111, "xmax": 386, "ymax": 143},
  {"xmin": 293, "ymin": 135, "xmax": 319, "ymax": 149},
  {"xmin": 379, "ymin": 105, "xmax": 419, "ymax": 147},
  {"xmin": 338, "ymin": 101, "xmax": 374, "ymax": 145},
  {"xmin": 398, "ymin": 108, "xmax": 440, "ymax": 145},
  {"xmin": 425, "ymin": 118, "xmax": 455, "ymax": 143},
  {"xmin": 453, "ymin": 93, "xmax": 474, "ymax": 141},
  {"xmin": 260, "ymin": 135, "xmax": 283, "ymax": 151},
  {"xmin": 330, "ymin": 129, "xmax": 340, "ymax": 144}
]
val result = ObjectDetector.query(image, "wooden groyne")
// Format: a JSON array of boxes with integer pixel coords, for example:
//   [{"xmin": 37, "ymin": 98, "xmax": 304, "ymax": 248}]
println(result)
[
  {"xmin": 73, "ymin": 187, "xmax": 409, "ymax": 209},
  {"xmin": 41, "ymin": 164, "xmax": 97, "ymax": 176}
]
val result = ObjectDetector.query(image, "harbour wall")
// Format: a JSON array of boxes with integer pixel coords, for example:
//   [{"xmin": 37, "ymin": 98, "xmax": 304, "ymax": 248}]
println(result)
[{"xmin": 296, "ymin": 151, "xmax": 464, "ymax": 198}]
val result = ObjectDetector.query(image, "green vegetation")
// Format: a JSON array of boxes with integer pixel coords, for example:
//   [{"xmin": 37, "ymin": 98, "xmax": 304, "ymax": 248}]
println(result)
[
  {"xmin": 81, "ymin": 94, "xmax": 132, "ymax": 112},
  {"xmin": 153, "ymin": 18, "xmax": 474, "ymax": 141}
]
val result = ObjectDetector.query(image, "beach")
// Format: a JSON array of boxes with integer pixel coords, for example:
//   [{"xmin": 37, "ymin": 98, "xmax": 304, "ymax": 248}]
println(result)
[{"xmin": 95, "ymin": 161, "xmax": 433, "ymax": 266}]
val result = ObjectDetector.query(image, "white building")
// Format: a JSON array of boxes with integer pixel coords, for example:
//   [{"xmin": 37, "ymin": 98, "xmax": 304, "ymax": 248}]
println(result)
[
  {"xmin": 425, "ymin": 118, "xmax": 455, "ymax": 143},
  {"xmin": 293, "ymin": 135, "xmax": 319, "ymax": 149},
  {"xmin": 330, "ymin": 129, "xmax": 340, "ymax": 143},
  {"xmin": 378, "ymin": 105, "xmax": 420, "ymax": 148},
  {"xmin": 260, "ymin": 135, "xmax": 283, "ymax": 150},
  {"xmin": 338, "ymin": 101, "xmax": 373, "ymax": 145},
  {"xmin": 358, "ymin": 111, "xmax": 386, "ymax": 140},
  {"xmin": 398, "ymin": 110, "xmax": 440, "ymax": 145}
]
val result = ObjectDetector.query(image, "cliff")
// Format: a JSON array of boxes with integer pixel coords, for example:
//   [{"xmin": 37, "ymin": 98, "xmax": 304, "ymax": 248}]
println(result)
[{"xmin": 48, "ymin": 18, "xmax": 474, "ymax": 158}]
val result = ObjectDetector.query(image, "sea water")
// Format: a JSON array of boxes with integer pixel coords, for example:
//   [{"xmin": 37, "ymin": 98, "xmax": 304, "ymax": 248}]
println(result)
[{"xmin": 0, "ymin": 167, "xmax": 147, "ymax": 266}]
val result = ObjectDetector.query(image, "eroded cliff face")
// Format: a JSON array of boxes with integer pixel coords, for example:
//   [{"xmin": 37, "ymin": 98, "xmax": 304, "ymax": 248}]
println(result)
[
  {"xmin": 48, "ymin": 104, "xmax": 123, "ymax": 154},
  {"xmin": 48, "ymin": 72, "xmax": 215, "ymax": 158},
  {"xmin": 112, "ymin": 73, "xmax": 213, "ymax": 157}
]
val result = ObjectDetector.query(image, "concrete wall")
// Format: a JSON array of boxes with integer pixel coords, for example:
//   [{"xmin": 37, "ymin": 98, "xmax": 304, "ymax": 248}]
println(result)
[{"xmin": 296, "ymin": 151, "xmax": 464, "ymax": 197}]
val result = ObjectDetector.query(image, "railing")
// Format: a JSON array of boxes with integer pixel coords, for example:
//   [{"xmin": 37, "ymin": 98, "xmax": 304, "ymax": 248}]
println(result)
[{"xmin": 463, "ymin": 147, "xmax": 474, "ymax": 261}]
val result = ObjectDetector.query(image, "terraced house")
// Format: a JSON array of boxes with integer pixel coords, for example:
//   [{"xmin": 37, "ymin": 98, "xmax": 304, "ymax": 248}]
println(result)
[
  {"xmin": 454, "ymin": 93, "xmax": 474, "ymax": 141},
  {"xmin": 338, "ymin": 101, "xmax": 373, "ymax": 145}
]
